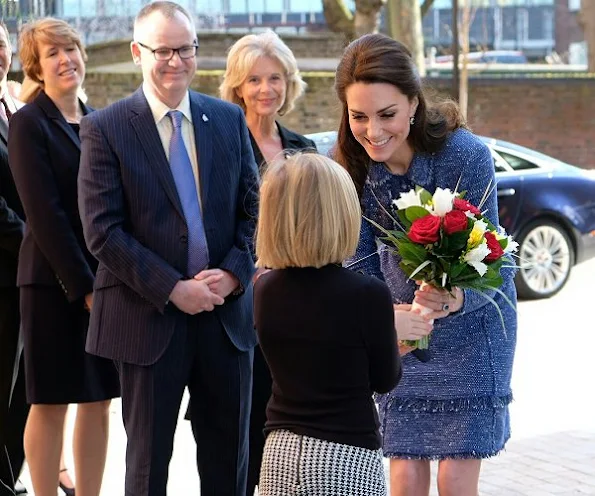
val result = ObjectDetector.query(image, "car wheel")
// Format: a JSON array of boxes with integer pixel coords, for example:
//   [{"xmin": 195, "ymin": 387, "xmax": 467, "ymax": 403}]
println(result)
[{"xmin": 514, "ymin": 220, "xmax": 574, "ymax": 300}]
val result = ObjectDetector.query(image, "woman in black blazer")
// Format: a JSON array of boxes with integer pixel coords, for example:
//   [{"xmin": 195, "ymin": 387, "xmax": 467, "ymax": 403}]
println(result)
[
  {"xmin": 8, "ymin": 18, "xmax": 119, "ymax": 496},
  {"xmin": 186, "ymin": 30, "xmax": 316, "ymax": 494}
]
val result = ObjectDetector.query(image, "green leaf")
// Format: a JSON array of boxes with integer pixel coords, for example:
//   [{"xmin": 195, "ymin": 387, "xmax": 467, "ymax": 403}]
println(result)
[
  {"xmin": 450, "ymin": 261, "xmax": 467, "ymax": 279},
  {"xmin": 418, "ymin": 188, "xmax": 432, "ymax": 205},
  {"xmin": 405, "ymin": 206, "xmax": 432, "ymax": 223},
  {"xmin": 396, "ymin": 209, "xmax": 411, "ymax": 229},
  {"xmin": 399, "ymin": 242, "xmax": 429, "ymax": 265},
  {"xmin": 448, "ymin": 230, "xmax": 472, "ymax": 251},
  {"xmin": 409, "ymin": 260, "xmax": 432, "ymax": 280}
]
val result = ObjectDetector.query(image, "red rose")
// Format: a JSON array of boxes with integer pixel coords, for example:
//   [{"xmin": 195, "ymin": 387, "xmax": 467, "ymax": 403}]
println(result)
[
  {"xmin": 453, "ymin": 198, "xmax": 481, "ymax": 216},
  {"xmin": 442, "ymin": 210, "xmax": 469, "ymax": 235},
  {"xmin": 484, "ymin": 232, "xmax": 505, "ymax": 261},
  {"xmin": 408, "ymin": 215, "xmax": 441, "ymax": 244}
]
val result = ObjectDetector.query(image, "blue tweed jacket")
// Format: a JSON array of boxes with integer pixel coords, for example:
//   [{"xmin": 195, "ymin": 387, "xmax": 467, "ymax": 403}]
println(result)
[{"xmin": 348, "ymin": 128, "xmax": 517, "ymax": 402}]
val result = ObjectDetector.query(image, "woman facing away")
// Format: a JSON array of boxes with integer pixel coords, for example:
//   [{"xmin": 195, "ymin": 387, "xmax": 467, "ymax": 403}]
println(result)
[
  {"xmin": 333, "ymin": 33, "xmax": 517, "ymax": 496},
  {"xmin": 254, "ymin": 152, "xmax": 402, "ymax": 495},
  {"xmin": 7, "ymin": 18, "xmax": 119, "ymax": 496}
]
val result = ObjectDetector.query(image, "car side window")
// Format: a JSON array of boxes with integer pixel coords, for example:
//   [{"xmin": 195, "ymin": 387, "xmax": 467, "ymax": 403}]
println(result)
[
  {"xmin": 489, "ymin": 150, "xmax": 509, "ymax": 173},
  {"xmin": 497, "ymin": 151, "xmax": 538, "ymax": 171}
]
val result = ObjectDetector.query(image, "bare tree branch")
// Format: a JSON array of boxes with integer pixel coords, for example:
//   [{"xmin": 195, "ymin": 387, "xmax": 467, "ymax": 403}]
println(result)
[{"xmin": 421, "ymin": 0, "xmax": 436, "ymax": 18}]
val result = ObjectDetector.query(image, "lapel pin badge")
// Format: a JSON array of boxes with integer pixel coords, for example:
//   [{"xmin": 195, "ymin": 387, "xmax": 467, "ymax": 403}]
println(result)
[{"xmin": 202, "ymin": 114, "xmax": 209, "ymax": 122}]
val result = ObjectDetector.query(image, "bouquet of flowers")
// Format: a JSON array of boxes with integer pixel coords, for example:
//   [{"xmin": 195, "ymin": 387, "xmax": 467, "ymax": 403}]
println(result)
[{"xmin": 367, "ymin": 186, "xmax": 518, "ymax": 349}]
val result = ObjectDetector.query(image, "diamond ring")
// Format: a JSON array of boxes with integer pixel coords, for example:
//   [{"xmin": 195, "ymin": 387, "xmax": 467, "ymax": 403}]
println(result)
[{"xmin": 442, "ymin": 303, "xmax": 450, "ymax": 312}]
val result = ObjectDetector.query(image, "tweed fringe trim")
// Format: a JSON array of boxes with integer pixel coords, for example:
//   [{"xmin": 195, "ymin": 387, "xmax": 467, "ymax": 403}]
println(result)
[
  {"xmin": 383, "ymin": 445, "xmax": 509, "ymax": 461},
  {"xmin": 383, "ymin": 392, "xmax": 513, "ymax": 414}
]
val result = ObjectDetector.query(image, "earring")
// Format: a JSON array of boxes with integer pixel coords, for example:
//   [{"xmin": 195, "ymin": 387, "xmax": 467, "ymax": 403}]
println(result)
[{"xmin": 410, "ymin": 116, "xmax": 415, "ymax": 125}]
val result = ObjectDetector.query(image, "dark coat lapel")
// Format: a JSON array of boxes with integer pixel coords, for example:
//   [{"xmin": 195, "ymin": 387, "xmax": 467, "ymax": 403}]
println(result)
[
  {"xmin": 189, "ymin": 92, "xmax": 212, "ymax": 209},
  {"xmin": 128, "ymin": 88, "xmax": 184, "ymax": 220},
  {"xmin": 35, "ymin": 90, "xmax": 87, "ymax": 151}
]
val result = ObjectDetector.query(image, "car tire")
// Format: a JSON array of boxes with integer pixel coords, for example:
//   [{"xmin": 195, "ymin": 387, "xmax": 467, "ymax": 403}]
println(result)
[{"xmin": 514, "ymin": 219, "xmax": 575, "ymax": 300}]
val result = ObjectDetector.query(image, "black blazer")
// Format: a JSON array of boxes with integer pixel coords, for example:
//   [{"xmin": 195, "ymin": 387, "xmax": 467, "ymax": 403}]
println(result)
[
  {"xmin": 0, "ymin": 115, "xmax": 24, "ymax": 288},
  {"xmin": 249, "ymin": 122, "xmax": 317, "ymax": 172},
  {"xmin": 7, "ymin": 91, "xmax": 96, "ymax": 302}
]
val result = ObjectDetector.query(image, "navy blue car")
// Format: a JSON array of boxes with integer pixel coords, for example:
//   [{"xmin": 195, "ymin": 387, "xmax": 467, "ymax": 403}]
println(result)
[{"xmin": 307, "ymin": 131, "xmax": 595, "ymax": 299}]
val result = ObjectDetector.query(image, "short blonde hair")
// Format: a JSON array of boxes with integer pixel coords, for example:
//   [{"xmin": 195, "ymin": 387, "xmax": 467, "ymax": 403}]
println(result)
[
  {"xmin": 220, "ymin": 30, "xmax": 306, "ymax": 116},
  {"xmin": 256, "ymin": 152, "xmax": 361, "ymax": 269},
  {"xmin": 19, "ymin": 18, "xmax": 87, "ymax": 90}
]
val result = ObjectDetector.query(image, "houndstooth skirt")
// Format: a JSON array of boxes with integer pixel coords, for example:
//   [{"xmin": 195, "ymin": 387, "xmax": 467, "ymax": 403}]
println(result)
[{"xmin": 259, "ymin": 429, "xmax": 387, "ymax": 496}]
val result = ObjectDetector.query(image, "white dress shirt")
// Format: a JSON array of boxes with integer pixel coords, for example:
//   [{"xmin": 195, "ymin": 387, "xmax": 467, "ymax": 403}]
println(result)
[{"xmin": 142, "ymin": 83, "xmax": 202, "ymax": 206}]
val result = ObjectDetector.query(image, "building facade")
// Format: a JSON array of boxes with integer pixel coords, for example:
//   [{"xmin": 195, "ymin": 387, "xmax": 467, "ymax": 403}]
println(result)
[{"xmin": 2, "ymin": 0, "xmax": 582, "ymax": 60}]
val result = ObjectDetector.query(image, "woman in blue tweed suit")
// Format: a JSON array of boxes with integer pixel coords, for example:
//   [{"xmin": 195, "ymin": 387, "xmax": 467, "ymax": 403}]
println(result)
[{"xmin": 333, "ymin": 34, "xmax": 517, "ymax": 496}]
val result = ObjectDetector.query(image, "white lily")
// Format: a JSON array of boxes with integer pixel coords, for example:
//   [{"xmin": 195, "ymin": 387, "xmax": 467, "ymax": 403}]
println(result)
[
  {"xmin": 393, "ymin": 190, "xmax": 423, "ymax": 210},
  {"xmin": 431, "ymin": 187, "xmax": 456, "ymax": 216},
  {"xmin": 464, "ymin": 241, "xmax": 491, "ymax": 276},
  {"xmin": 504, "ymin": 236, "xmax": 519, "ymax": 253}
]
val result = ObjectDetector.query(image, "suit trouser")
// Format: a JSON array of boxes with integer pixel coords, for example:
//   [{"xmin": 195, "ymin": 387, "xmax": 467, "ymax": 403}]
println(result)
[
  {"xmin": 117, "ymin": 311, "xmax": 253, "ymax": 496},
  {"xmin": 0, "ymin": 288, "xmax": 29, "ymax": 496}
]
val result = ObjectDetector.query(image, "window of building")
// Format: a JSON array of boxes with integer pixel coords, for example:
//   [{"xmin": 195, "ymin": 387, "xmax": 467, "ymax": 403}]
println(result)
[{"xmin": 569, "ymin": 0, "xmax": 581, "ymax": 11}]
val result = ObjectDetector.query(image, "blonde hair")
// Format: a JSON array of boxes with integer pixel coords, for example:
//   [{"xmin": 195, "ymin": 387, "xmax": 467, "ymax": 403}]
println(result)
[
  {"xmin": 220, "ymin": 30, "xmax": 306, "ymax": 116},
  {"xmin": 256, "ymin": 152, "xmax": 361, "ymax": 269},
  {"xmin": 18, "ymin": 18, "xmax": 87, "ymax": 101}
]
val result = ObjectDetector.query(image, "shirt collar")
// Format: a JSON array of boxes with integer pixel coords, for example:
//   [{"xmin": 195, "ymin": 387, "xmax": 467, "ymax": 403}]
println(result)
[{"xmin": 143, "ymin": 82, "xmax": 192, "ymax": 125}]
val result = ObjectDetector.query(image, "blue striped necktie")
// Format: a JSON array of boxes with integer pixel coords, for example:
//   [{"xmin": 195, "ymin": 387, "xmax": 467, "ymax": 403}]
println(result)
[{"xmin": 168, "ymin": 110, "xmax": 209, "ymax": 276}]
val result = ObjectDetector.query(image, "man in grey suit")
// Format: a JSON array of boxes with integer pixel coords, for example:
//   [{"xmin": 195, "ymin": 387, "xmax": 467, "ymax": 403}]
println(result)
[{"xmin": 77, "ymin": 2, "xmax": 259, "ymax": 495}]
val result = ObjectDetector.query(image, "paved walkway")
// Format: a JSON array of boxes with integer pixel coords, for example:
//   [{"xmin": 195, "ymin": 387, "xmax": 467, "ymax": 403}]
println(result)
[
  {"xmin": 19, "ymin": 260, "xmax": 595, "ymax": 495},
  {"xmin": 475, "ymin": 431, "xmax": 595, "ymax": 495}
]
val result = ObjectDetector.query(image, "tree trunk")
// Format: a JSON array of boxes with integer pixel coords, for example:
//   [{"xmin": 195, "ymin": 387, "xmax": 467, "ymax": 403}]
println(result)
[
  {"xmin": 387, "ymin": 0, "xmax": 426, "ymax": 77},
  {"xmin": 459, "ymin": 0, "xmax": 471, "ymax": 120},
  {"xmin": 578, "ymin": 2, "xmax": 595, "ymax": 72},
  {"xmin": 322, "ymin": 0, "xmax": 355, "ymax": 40},
  {"xmin": 354, "ymin": 0, "xmax": 385, "ymax": 38},
  {"xmin": 451, "ymin": 0, "xmax": 459, "ymax": 101},
  {"xmin": 386, "ymin": 0, "xmax": 403, "ymax": 41}
]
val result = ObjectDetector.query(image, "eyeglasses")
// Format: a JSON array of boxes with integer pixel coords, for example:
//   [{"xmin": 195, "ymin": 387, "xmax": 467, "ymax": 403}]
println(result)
[{"xmin": 136, "ymin": 41, "xmax": 198, "ymax": 61}]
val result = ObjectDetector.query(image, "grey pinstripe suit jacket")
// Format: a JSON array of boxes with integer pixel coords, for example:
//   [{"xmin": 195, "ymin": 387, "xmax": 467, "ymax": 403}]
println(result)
[{"xmin": 78, "ymin": 88, "xmax": 259, "ymax": 366}]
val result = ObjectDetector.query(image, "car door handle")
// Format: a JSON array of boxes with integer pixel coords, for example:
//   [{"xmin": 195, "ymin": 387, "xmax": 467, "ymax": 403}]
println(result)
[{"xmin": 497, "ymin": 188, "xmax": 516, "ymax": 197}]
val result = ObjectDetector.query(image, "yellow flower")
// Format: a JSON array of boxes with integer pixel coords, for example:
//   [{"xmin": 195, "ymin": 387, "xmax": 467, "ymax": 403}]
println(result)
[{"xmin": 467, "ymin": 219, "xmax": 488, "ymax": 249}]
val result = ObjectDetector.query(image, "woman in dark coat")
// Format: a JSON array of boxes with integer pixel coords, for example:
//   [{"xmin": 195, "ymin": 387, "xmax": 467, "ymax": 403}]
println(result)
[
  {"xmin": 8, "ymin": 18, "xmax": 119, "ymax": 496},
  {"xmin": 187, "ymin": 30, "xmax": 316, "ymax": 495}
]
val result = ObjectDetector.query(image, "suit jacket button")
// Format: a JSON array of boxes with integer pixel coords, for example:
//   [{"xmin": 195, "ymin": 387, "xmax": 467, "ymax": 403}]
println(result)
[{"xmin": 180, "ymin": 234, "xmax": 188, "ymax": 244}]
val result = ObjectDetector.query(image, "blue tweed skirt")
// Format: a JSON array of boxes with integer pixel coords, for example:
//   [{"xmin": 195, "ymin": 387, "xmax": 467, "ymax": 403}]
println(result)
[{"xmin": 376, "ymin": 269, "xmax": 516, "ymax": 460}]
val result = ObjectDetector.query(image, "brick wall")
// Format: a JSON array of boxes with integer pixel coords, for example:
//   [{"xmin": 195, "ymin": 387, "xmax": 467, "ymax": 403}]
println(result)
[
  {"xmin": 81, "ymin": 70, "xmax": 595, "ymax": 170},
  {"xmin": 85, "ymin": 32, "xmax": 346, "ymax": 68},
  {"xmin": 555, "ymin": 0, "xmax": 584, "ymax": 57}
]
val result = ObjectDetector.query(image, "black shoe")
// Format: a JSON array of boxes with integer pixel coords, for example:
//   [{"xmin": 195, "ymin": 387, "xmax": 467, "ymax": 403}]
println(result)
[
  {"xmin": 14, "ymin": 480, "xmax": 27, "ymax": 495},
  {"xmin": 59, "ymin": 469, "xmax": 75, "ymax": 496},
  {"xmin": 59, "ymin": 481, "xmax": 75, "ymax": 496}
]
